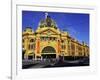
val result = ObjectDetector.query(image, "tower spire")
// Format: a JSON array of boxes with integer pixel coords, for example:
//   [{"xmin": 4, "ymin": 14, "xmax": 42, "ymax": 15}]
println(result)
[{"xmin": 45, "ymin": 12, "xmax": 48, "ymax": 19}]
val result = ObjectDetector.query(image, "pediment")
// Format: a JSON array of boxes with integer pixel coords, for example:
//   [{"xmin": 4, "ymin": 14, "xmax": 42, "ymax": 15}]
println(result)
[{"xmin": 39, "ymin": 29, "xmax": 59, "ymax": 35}]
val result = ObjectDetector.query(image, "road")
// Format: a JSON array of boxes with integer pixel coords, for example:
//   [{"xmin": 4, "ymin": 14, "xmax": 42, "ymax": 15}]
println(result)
[{"xmin": 22, "ymin": 58, "xmax": 89, "ymax": 69}]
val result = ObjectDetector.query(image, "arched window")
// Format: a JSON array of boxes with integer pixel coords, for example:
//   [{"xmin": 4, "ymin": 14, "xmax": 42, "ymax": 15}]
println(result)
[
  {"xmin": 42, "ymin": 46, "xmax": 56, "ymax": 53},
  {"xmin": 30, "ymin": 39, "xmax": 34, "ymax": 42}
]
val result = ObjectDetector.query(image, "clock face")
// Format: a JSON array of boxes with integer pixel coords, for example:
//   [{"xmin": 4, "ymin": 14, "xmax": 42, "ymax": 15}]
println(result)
[
  {"xmin": 46, "ymin": 16, "xmax": 52, "ymax": 27},
  {"xmin": 47, "ymin": 21, "xmax": 51, "ymax": 27}
]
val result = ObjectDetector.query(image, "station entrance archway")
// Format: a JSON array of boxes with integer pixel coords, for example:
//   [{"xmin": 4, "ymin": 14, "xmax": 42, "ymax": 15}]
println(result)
[{"xmin": 41, "ymin": 46, "xmax": 56, "ymax": 58}]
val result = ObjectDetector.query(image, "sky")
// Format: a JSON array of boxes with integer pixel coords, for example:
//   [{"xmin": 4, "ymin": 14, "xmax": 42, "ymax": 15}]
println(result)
[{"xmin": 22, "ymin": 11, "xmax": 89, "ymax": 45}]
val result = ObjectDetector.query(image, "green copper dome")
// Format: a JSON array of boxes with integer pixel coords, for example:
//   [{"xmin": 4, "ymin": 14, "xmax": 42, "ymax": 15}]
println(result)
[{"xmin": 38, "ymin": 13, "xmax": 58, "ymax": 29}]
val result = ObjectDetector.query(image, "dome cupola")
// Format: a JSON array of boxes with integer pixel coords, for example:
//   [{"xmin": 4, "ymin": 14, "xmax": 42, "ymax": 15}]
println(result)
[{"xmin": 38, "ymin": 13, "xmax": 58, "ymax": 29}]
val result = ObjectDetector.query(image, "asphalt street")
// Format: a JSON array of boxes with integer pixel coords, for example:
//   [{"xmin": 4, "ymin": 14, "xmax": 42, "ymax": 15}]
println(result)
[{"xmin": 22, "ymin": 58, "xmax": 89, "ymax": 69}]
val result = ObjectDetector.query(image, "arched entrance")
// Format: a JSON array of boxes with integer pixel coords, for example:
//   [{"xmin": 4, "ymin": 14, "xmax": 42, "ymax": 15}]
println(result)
[
  {"xmin": 28, "ymin": 53, "xmax": 35, "ymax": 60},
  {"xmin": 41, "ymin": 46, "xmax": 56, "ymax": 58}
]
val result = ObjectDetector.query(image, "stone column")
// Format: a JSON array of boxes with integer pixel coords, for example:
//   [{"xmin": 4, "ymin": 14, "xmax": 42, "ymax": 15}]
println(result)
[
  {"xmin": 24, "ymin": 36, "xmax": 29, "ymax": 60},
  {"xmin": 65, "ymin": 39, "xmax": 68, "ymax": 56},
  {"xmin": 57, "ymin": 39, "xmax": 61, "ymax": 58},
  {"xmin": 35, "ymin": 38, "xmax": 40, "ymax": 60},
  {"xmin": 69, "ymin": 40, "xmax": 71, "ymax": 56},
  {"xmin": 74, "ymin": 42, "xmax": 77, "ymax": 57},
  {"xmin": 82, "ymin": 46, "xmax": 84, "ymax": 56}
]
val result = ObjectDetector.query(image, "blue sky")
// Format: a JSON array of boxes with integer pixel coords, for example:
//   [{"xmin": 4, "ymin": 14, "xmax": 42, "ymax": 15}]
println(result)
[{"xmin": 22, "ymin": 11, "xmax": 89, "ymax": 45}]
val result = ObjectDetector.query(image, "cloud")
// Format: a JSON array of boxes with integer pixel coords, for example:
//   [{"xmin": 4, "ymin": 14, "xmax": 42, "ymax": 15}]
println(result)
[
  {"xmin": 66, "ymin": 26, "xmax": 79, "ymax": 38},
  {"xmin": 62, "ymin": 26, "xmax": 84, "ymax": 43}
]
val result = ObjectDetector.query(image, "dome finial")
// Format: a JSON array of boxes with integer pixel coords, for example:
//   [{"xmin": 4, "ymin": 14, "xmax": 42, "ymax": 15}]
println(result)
[{"xmin": 45, "ymin": 12, "xmax": 48, "ymax": 19}]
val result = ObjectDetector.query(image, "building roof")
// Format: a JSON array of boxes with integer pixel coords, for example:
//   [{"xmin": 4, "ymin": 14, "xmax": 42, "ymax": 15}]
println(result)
[{"xmin": 38, "ymin": 13, "xmax": 58, "ymax": 29}]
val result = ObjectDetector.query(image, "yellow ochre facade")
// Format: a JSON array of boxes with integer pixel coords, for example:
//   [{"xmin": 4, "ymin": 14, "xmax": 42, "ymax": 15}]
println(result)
[{"xmin": 22, "ymin": 14, "xmax": 89, "ymax": 60}]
